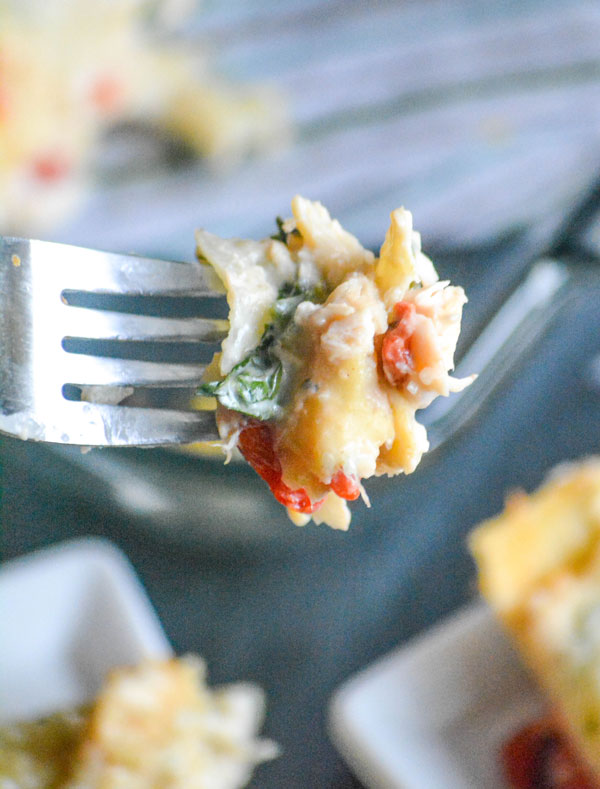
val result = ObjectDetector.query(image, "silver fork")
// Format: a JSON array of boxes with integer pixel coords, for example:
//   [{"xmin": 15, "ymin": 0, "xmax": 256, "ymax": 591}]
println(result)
[
  {"xmin": 0, "ymin": 224, "xmax": 593, "ymax": 451},
  {"xmin": 0, "ymin": 237, "xmax": 225, "ymax": 446}
]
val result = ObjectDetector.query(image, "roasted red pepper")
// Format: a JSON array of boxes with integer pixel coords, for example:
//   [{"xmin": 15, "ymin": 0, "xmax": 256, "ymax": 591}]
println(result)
[
  {"xmin": 381, "ymin": 301, "xmax": 416, "ymax": 387},
  {"xmin": 90, "ymin": 74, "xmax": 124, "ymax": 114},
  {"xmin": 32, "ymin": 152, "xmax": 71, "ymax": 182},
  {"xmin": 330, "ymin": 470, "xmax": 361, "ymax": 501},
  {"xmin": 501, "ymin": 718, "xmax": 596, "ymax": 789},
  {"xmin": 238, "ymin": 421, "xmax": 323, "ymax": 514}
]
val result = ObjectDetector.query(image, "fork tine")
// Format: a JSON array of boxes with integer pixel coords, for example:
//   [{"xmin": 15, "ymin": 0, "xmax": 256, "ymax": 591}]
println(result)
[
  {"xmin": 61, "ymin": 354, "xmax": 208, "ymax": 388},
  {"xmin": 91, "ymin": 404, "xmax": 219, "ymax": 446},
  {"xmin": 63, "ymin": 306, "xmax": 228, "ymax": 343},
  {"xmin": 0, "ymin": 401, "xmax": 219, "ymax": 445},
  {"xmin": 20, "ymin": 237, "xmax": 223, "ymax": 296}
]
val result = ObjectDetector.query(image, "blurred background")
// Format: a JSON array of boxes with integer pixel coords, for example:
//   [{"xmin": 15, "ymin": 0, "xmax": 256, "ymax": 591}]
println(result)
[
  {"xmin": 2, "ymin": 0, "xmax": 600, "ymax": 786},
  {"xmin": 4, "ymin": 0, "xmax": 600, "ymax": 250}
]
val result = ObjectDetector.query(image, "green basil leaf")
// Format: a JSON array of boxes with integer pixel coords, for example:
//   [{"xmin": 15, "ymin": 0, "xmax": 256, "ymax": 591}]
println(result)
[
  {"xmin": 198, "ymin": 379, "xmax": 221, "ymax": 395},
  {"xmin": 199, "ymin": 279, "xmax": 327, "ymax": 420},
  {"xmin": 270, "ymin": 217, "xmax": 287, "ymax": 243},
  {"xmin": 270, "ymin": 217, "xmax": 303, "ymax": 244},
  {"xmin": 198, "ymin": 352, "xmax": 283, "ymax": 419}
]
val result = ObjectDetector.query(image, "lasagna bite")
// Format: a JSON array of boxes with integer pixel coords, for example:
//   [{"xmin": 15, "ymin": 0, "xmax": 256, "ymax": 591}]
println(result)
[{"xmin": 198, "ymin": 196, "xmax": 473, "ymax": 529}]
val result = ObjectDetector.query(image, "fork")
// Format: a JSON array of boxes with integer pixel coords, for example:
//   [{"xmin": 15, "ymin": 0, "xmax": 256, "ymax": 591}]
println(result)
[
  {"xmin": 1, "ymin": 186, "xmax": 598, "ymax": 452},
  {"xmin": 0, "ymin": 234, "xmax": 578, "ymax": 453},
  {"xmin": 0, "ymin": 237, "xmax": 225, "ymax": 446}
]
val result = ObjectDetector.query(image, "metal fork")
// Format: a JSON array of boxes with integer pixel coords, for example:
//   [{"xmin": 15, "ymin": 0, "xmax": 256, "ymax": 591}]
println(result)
[
  {"xmin": 2, "ymin": 171, "xmax": 600, "ymax": 452},
  {"xmin": 0, "ymin": 237, "xmax": 225, "ymax": 446},
  {"xmin": 0, "ymin": 235, "xmax": 577, "ymax": 453}
]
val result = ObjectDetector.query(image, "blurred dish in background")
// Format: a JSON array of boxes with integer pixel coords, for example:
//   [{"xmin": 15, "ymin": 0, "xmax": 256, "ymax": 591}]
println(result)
[
  {"xmin": 328, "ymin": 461, "xmax": 600, "ymax": 789},
  {"xmin": 45, "ymin": 0, "xmax": 600, "ymax": 256},
  {"xmin": 0, "ymin": 538, "xmax": 277, "ymax": 788},
  {"xmin": 0, "ymin": 657, "xmax": 277, "ymax": 789},
  {"xmin": 470, "ymin": 458, "xmax": 600, "ymax": 788},
  {"xmin": 328, "ymin": 602, "xmax": 544, "ymax": 789},
  {"xmin": 0, "ymin": 0, "xmax": 289, "ymax": 236},
  {"xmin": 4, "ymin": 1, "xmax": 597, "ymax": 256}
]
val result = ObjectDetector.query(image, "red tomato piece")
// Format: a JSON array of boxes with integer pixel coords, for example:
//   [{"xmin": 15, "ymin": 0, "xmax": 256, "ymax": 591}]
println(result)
[
  {"xmin": 238, "ymin": 421, "xmax": 322, "ymax": 514},
  {"xmin": 32, "ymin": 152, "xmax": 71, "ymax": 182},
  {"xmin": 501, "ymin": 718, "xmax": 596, "ymax": 789},
  {"xmin": 90, "ymin": 74, "xmax": 124, "ymax": 114},
  {"xmin": 330, "ymin": 470, "xmax": 360, "ymax": 501},
  {"xmin": 381, "ymin": 301, "xmax": 416, "ymax": 387}
]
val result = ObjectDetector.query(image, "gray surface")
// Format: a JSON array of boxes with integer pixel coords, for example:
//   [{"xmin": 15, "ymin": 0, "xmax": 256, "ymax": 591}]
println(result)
[{"xmin": 2, "ymin": 231, "xmax": 600, "ymax": 787}]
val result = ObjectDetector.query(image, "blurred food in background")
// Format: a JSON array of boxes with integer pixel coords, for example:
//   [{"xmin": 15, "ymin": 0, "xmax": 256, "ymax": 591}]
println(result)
[
  {"xmin": 470, "ymin": 459, "xmax": 600, "ymax": 788},
  {"xmin": 0, "ymin": 655, "xmax": 278, "ymax": 788},
  {"xmin": 0, "ymin": 0, "xmax": 289, "ymax": 236},
  {"xmin": 2, "ymin": 1, "xmax": 597, "ymax": 255}
]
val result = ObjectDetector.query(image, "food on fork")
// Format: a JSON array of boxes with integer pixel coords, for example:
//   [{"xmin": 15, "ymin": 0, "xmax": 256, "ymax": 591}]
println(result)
[
  {"xmin": 469, "ymin": 459, "xmax": 600, "ymax": 788},
  {"xmin": 0, "ymin": 656, "xmax": 278, "ymax": 788},
  {"xmin": 197, "ymin": 196, "xmax": 474, "ymax": 529},
  {"xmin": 0, "ymin": 0, "xmax": 289, "ymax": 235}
]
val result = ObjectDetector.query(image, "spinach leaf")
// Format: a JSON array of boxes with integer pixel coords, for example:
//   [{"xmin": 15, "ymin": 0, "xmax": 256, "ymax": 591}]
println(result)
[
  {"xmin": 199, "ymin": 283, "xmax": 322, "ymax": 420},
  {"xmin": 200, "ymin": 351, "xmax": 283, "ymax": 420},
  {"xmin": 270, "ymin": 217, "xmax": 288, "ymax": 243},
  {"xmin": 270, "ymin": 217, "xmax": 302, "ymax": 244}
]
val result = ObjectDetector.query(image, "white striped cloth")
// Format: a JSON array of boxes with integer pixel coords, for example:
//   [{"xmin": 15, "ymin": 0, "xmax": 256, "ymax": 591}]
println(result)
[{"xmin": 56, "ymin": 0, "xmax": 600, "ymax": 258}]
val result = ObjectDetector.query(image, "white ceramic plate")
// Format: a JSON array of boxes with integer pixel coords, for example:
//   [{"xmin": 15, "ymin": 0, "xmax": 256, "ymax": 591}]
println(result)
[
  {"xmin": 329, "ymin": 601, "xmax": 546, "ymax": 789},
  {"xmin": 0, "ymin": 537, "xmax": 172, "ymax": 723}
]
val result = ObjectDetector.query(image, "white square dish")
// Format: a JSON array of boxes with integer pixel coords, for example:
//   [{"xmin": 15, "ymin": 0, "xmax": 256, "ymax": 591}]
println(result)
[
  {"xmin": 328, "ymin": 601, "xmax": 545, "ymax": 789},
  {"xmin": 0, "ymin": 537, "xmax": 172, "ymax": 723}
]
